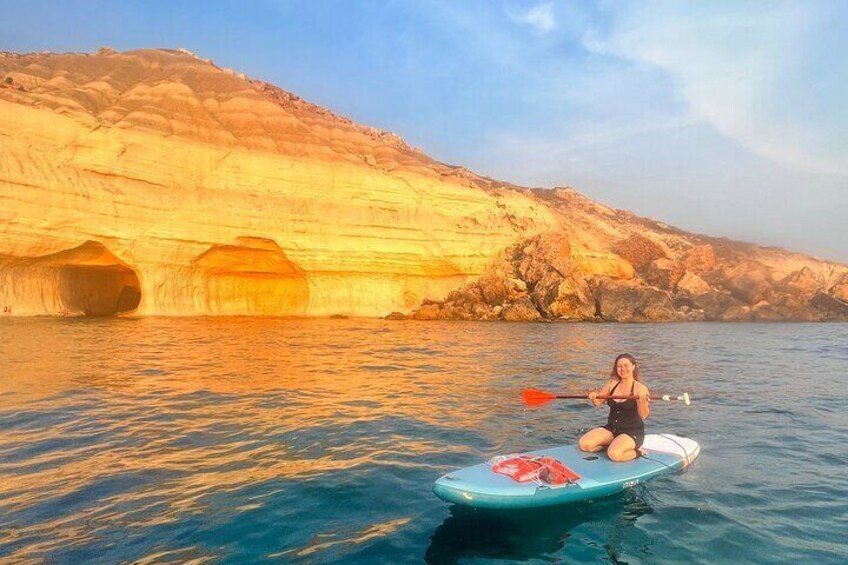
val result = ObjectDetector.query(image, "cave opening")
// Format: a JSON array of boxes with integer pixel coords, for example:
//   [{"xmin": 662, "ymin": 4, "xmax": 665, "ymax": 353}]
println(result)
[{"xmin": 58, "ymin": 264, "xmax": 141, "ymax": 316}]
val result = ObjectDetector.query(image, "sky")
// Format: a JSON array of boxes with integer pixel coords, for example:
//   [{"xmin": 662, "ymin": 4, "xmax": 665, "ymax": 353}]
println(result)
[{"xmin": 1, "ymin": 0, "xmax": 846, "ymax": 262}]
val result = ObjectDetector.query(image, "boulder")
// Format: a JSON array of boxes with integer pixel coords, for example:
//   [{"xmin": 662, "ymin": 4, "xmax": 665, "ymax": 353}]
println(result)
[
  {"xmin": 614, "ymin": 235, "xmax": 667, "ymax": 272},
  {"xmin": 644, "ymin": 258, "xmax": 685, "ymax": 291},
  {"xmin": 750, "ymin": 295, "xmax": 820, "ymax": 321},
  {"xmin": 506, "ymin": 231, "xmax": 595, "ymax": 320},
  {"xmin": 517, "ymin": 233, "xmax": 572, "ymax": 285},
  {"xmin": 720, "ymin": 263, "xmax": 776, "ymax": 304},
  {"xmin": 410, "ymin": 302, "xmax": 441, "ymax": 320},
  {"xmin": 436, "ymin": 302, "xmax": 475, "ymax": 320},
  {"xmin": 594, "ymin": 279, "xmax": 676, "ymax": 322},
  {"xmin": 673, "ymin": 295, "xmax": 706, "ymax": 321},
  {"xmin": 444, "ymin": 288, "xmax": 481, "ymax": 307},
  {"xmin": 384, "ymin": 311, "xmax": 406, "ymax": 320},
  {"xmin": 501, "ymin": 295, "xmax": 542, "ymax": 321},
  {"xmin": 809, "ymin": 291, "xmax": 848, "ymax": 320},
  {"xmin": 549, "ymin": 276, "xmax": 597, "ymax": 321},
  {"xmin": 778, "ymin": 267, "xmax": 822, "ymax": 300},
  {"xmin": 676, "ymin": 272, "xmax": 711, "ymax": 296},
  {"xmin": 683, "ymin": 244, "xmax": 716, "ymax": 274},
  {"xmin": 478, "ymin": 273, "xmax": 524, "ymax": 306},
  {"xmin": 690, "ymin": 291, "xmax": 749, "ymax": 321},
  {"xmin": 828, "ymin": 274, "xmax": 848, "ymax": 302}
]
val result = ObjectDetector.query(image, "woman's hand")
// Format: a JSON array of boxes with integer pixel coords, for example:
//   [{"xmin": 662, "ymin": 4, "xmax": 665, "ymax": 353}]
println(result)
[
  {"xmin": 588, "ymin": 390, "xmax": 598, "ymax": 401},
  {"xmin": 636, "ymin": 389, "xmax": 650, "ymax": 403}
]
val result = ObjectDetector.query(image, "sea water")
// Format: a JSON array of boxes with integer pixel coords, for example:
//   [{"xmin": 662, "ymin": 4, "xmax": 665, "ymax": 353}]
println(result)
[{"xmin": 1, "ymin": 318, "xmax": 846, "ymax": 564}]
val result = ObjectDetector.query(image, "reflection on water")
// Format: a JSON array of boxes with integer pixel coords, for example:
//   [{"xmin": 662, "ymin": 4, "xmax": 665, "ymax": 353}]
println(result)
[
  {"xmin": 425, "ymin": 489, "xmax": 655, "ymax": 564},
  {"xmin": 1, "ymin": 318, "xmax": 847, "ymax": 563},
  {"xmin": 277, "ymin": 517, "xmax": 411, "ymax": 559}
]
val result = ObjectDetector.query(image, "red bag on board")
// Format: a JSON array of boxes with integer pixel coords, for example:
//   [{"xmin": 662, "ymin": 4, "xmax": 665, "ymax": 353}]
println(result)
[{"xmin": 491, "ymin": 455, "xmax": 581, "ymax": 485}]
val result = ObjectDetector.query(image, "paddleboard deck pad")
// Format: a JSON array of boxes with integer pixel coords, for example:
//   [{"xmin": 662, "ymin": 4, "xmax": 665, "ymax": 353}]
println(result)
[{"xmin": 433, "ymin": 433, "xmax": 699, "ymax": 509}]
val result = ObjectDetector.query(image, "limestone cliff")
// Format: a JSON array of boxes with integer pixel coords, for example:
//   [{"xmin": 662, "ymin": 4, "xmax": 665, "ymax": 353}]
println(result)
[
  {"xmin": 1, "ymin": 48, "xmax": 846, "ymax": 320},
  {"xmin": 0, "ymin": 49, "xmax": 554, "ymax": 316}
]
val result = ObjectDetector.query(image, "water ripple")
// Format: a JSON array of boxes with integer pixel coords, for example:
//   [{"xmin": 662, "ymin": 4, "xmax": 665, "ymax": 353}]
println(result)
[{"xmin": 1, "ymin": 319, "xmax": 847, "ymax": 563}]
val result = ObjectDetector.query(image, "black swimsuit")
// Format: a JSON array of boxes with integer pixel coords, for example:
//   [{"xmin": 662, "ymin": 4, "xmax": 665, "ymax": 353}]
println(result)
[{"xmin": 602, "ymin": 381, "xmax": 645, "ymax": 448}]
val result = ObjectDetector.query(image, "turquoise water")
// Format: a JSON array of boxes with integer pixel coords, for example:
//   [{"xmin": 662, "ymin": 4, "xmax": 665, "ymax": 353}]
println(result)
[{"xmin": 1, "ymin": 318, "xmax": 846, "ymax": 564}]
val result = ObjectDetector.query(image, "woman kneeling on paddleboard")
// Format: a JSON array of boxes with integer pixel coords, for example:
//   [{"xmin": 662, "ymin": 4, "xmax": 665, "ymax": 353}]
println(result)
[{"xmin": 579, "ymin": 353, "xmax": 650, "ymax": 462}]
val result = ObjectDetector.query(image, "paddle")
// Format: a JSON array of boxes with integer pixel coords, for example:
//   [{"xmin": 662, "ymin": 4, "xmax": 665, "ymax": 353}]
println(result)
[{"xmin": 523, "ymin": 388, "xmax": 691, "ymax": 407}]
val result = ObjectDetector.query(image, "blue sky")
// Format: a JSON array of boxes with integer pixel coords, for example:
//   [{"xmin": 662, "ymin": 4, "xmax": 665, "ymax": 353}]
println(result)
[{"xmin": 2, "ymin": 1, "xmax": 846, "ymax": 262}]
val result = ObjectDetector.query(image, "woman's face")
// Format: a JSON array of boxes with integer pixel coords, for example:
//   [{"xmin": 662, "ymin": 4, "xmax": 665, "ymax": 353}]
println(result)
[{"xmin": 616, "ymin": 358, "xmax": 635, "ymax": 378}]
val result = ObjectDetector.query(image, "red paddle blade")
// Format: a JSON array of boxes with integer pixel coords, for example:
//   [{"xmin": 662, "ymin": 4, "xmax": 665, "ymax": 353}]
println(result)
[{"xmin": 522, "ymin": 388, "xmax": 557, "ymax": 407}]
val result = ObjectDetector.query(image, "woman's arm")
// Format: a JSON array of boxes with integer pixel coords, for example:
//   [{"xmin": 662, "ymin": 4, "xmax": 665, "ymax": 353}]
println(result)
[
  {"xmin": 635, "ymin": 382, "xmax": 651, "ymax": 420},
  {"xmin": 588, "ymin": 380, "xmax": 615, "ymax": 407}
]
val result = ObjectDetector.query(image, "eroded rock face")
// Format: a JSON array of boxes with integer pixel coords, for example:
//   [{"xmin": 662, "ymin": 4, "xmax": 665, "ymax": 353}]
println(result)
[
  {"xmin": 778, "ymin": 267, "xmax": 822, "ymax": 299},
  {"xmin": 407, "ymin": 226, "xmax": 848, "ymax": 322},
  {"xmin": 0, "ymin": 49, "xmax": 555, "ymax": 316},
  {"xmin": 408, "ymin": 233, "xmax": 593, "ymax": 321},
  {"xmin": 546, "ymin": 274, "xmax": 596, "ymax": 321},
  {"xmin": 644, "ymin": 258, "xmax": 685, "ymax": 291},
  {"xmin": 690, "ymin": 291, "xmax": 749, "ymax": 321},
  {"xmin": 2, "ymin": 49, "xmax": 847, "ymax": 321},
  {"xmin": 683, "ymin": 244, "xmax": 717, "ymax": 274},
  {"xmin": 809, "ymin": 292, "xmax": 848, "ymax": 320},
  {"xmin": 0, "ymin": 241, "xmax": 141, "ymax": 316},
  {"xmin": 721, "ymin": 264, "xmax": 776, "ymax": 305},
  {"xmin": 502, "ymin": 296, "xmax": 543, "ymax": 321},
  {"xmin": 615, "ymin": 235, "xmax": 667, "ymax": 273},
  {"xmin": 831, "ymin": 280, "xmax": 848, "ymax": 303},
  {"xmin": 516, "ymin": 233, "xmax": 595, "ymax": 320},
  {"xmin": 594, "ymin": 279, "xmax": 677, "ymax": 322},
  {"xmin": 187, "ymin": 238, "xmax": 309, "ymax": 315},
  {"xmin": 676, "ymin": 272, "xmax": 711, "ymax": 296},
  {"xmin": 571, "ymin": 252, "xmax": 635, "ymax": 280}
]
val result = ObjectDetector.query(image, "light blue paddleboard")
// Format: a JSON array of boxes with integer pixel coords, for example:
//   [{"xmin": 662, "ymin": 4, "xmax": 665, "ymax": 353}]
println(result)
[{"xmin": 433, "ymin": 433, "xmax": 700, "ymax": 509}]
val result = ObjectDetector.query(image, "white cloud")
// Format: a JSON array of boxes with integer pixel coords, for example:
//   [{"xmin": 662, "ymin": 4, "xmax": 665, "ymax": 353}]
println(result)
[
  {"xmin": 583, "ymin": 2, "xmax": 848, "ymax": 176},
  {"xmin": 507, "ymin": 3, "xmax": 556, "ymax": 34}
]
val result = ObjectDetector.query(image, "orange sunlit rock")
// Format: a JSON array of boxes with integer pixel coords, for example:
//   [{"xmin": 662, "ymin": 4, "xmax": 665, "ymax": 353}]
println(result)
[
  {"xmin": 1, "ymin": 48, "xmax": 847, "ymax": 320},
  {"xmin": 0, "ymin": 49, "xmax": 555, "ymax": 316}
]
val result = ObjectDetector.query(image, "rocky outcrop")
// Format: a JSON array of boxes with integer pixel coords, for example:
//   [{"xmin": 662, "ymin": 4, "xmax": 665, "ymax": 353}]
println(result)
[
  {"xmin": 831, "ymin": 277, "xmax": 848, "ymax": 302},
  {"xmin": 594, "ymin": 279, "xmax": 677, "ymax": 322},
  {"xmin": 502, "ymin": 296, "xmax": 543, "ymax": 322},
  {"xmin": 615, "ymin": 235, "xmax": 667, "ymax": 272},
  {"xmin": 809, "ymin": 292, "xmax": 848, "ymax": 320},
  {"xmin": 644, "ymin": 258, "xmax": 685, "ymax": 291},
  {"xmin": 676, "ymin": 272, "xmax": 711, "ymax": 296},
  {"xmin": 683, "ymin": 244, "xmax": 717, "ymax": 274},
  {"xmin": 406, "ymin": 232, "xmax": 848, "ymax": 322},
  {"xmin": 718, "ymin": 262, "xmax": 777, "ymax": 305},
  {"xmin": 778, "ymin": 267, "xmax": 820, "ymax": 296},
  {"xmin": 408, "ymin": 233, "xmax": 593, "ymax": 321}
]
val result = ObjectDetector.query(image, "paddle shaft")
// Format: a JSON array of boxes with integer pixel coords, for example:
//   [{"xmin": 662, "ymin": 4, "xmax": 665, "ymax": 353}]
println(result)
[
  {"xmin": 554, "ymin": 394, "xmax": 686, "ymax": 402},
  {"xmin": 522, "ymin": 388, "xmax": 691, "ymax": 406}
]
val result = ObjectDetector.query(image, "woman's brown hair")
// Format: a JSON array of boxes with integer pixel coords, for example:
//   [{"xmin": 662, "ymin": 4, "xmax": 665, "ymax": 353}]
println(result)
[{"xmin": 610, "ymin": 353, "xmax": 640, "ymax": 381}]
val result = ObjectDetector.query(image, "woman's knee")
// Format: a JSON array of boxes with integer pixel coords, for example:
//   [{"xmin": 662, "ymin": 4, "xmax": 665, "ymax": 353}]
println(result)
[
  {"xmin": 607, "ymin": 445, "xmax": 636, "ymax": 462},
  {"xmin": 607, "ymin": 447, "xmax": 625, "ymax": 461},
  {"xmin": 579, "ymin": 433, "xmax": 607, "ymax": 453},
  {"xmin": 606, "ymin": 435, "xmax": 637, "ymax": 461}
]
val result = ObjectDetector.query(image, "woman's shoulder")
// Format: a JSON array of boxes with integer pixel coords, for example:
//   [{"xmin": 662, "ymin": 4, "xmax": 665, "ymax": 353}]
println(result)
[{"xmin": 634, "ymin": 381, "xmax": 650, "ymax": 393}]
